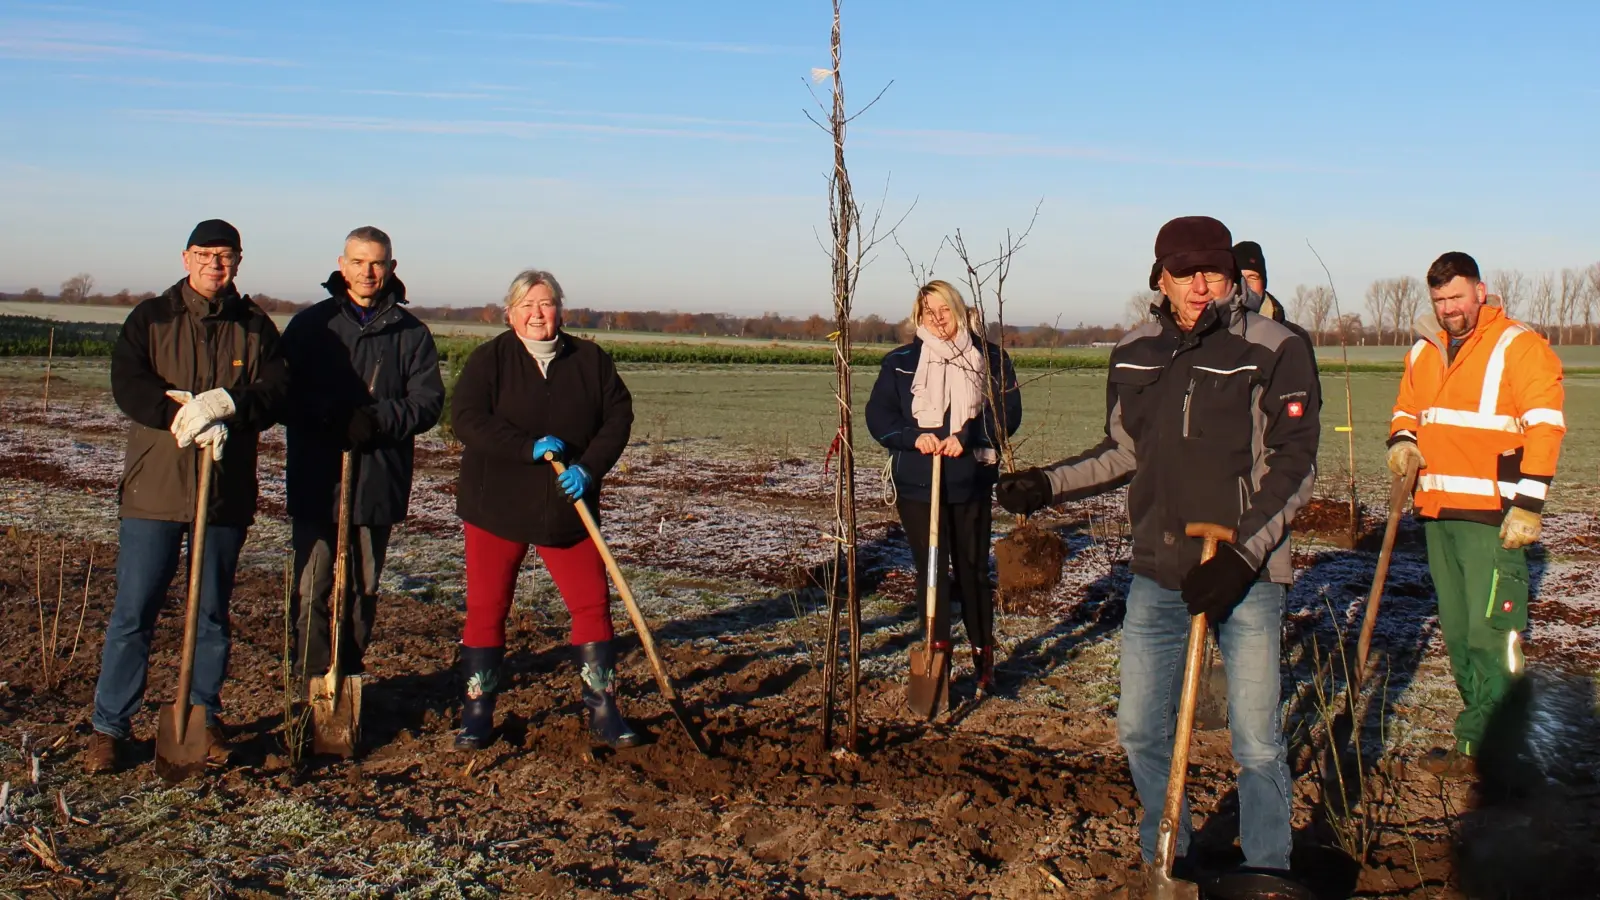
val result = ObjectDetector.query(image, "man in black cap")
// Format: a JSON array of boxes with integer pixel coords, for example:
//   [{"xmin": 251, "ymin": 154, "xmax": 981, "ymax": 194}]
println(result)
[
  {"xmin": 997, "ymin": 216, "xmax": 1321, "ymax": 878},
  {"xmin": 85, "ymin": 219, "xmax": 289, "ymax": 774},
  {"xmin": 1234, "ymin": 239, "xmax": 1320, "ymax": 378}
]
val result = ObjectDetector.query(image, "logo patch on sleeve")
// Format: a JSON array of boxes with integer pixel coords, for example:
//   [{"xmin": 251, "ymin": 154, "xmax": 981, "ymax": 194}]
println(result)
[{"xmin": 1286, "ymin": 401, "xmax": 1304, "ymax": 418}]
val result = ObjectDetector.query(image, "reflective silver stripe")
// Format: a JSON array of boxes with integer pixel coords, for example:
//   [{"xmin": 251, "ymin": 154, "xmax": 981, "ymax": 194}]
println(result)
[
  {"xmin": 1522, "ymin": 408, "xmax": 1565, "ymax": 428},
  {"xmin": 1113, "ymin": 362, "xmax": 1163, "ymax": 370},
  {"xmin": 1418, "ymin": 473, "xmax": 1517, "ymax": 498},
  {"xmin": 1391, "ymin": 409, "xmax": 1415, "ymax": 421},
  {"xmin": 1515, "ymin": 478, "xmax": 1549, "ymax": 500},
  {"xmin": 1409, "ymin": 340, "xmax": 1428, "ymax": 364},
  {"xmin": 1418, "ymin": 407, "xmax": 1521, "ymax": 433},
  {"xmin": 1192, "ymin": 364, "xmax": 1258, "ymax": 376},
  {"xmin": 1477, "ymin": 324, "xmax": 1530, "ymax": 416}
]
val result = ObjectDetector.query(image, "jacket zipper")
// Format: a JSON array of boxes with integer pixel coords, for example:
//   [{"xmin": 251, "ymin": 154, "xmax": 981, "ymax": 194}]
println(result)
[{"xmin": 1182, "ymin": 377, "xmax": 1196, "ymax": 438}]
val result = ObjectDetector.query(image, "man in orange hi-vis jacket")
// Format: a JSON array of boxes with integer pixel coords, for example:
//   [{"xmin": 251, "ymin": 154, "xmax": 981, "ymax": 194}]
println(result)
[{"xmin": 1388, "ymin": 251, "xmax": 1565, "ymax": 779}]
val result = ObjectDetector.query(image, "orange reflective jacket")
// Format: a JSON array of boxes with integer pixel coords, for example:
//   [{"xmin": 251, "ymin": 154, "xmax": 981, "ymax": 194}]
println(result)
[{"xmin": 1390, "ymin": 304, "xmax": 1565, "ymax": 522}]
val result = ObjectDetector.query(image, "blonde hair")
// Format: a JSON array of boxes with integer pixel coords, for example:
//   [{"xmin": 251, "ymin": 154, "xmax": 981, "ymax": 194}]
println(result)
[{"xmin": 912, "ymin": 280, "xmax": 977, "ymax": 333}]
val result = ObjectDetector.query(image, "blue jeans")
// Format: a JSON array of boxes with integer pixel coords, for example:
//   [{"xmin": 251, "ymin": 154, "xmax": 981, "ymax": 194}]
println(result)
[
  {"xmin": 1118, "ymin": 574, "xmax": 1292, "ymax": 871},
  {"xmin": 91, "ymin": 517, "xmax": 248, "ymax": 739}
]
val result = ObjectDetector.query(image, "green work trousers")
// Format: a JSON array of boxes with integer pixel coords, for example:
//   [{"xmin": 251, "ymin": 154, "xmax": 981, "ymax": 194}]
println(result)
[{"xmin": 1423, "ymin": 519, "xmax": 1529, "ymax": 755}]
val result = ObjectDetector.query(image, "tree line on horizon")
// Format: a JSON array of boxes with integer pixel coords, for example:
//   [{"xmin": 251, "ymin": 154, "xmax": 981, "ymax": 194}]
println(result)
[{"xmin": 12, "ymin": 261, "xmax": 1600, "ymax": 348}]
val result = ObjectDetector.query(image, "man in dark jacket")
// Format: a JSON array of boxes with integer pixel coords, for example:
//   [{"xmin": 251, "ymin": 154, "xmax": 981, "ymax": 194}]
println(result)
[
  {"xmin": 997, "ymin": 217, "xmax": 1320, "ymax": 877},
  {"xmin": 1234, "ymin": 239, "xmax": 1320, "ymax": 378},
  {"xmin": 87, "ymin": 219, "xmax": 289, "ymax": 774},
  {"xmin": 280, "ymin": 226, "xmax": 444, "ymax": 683}
]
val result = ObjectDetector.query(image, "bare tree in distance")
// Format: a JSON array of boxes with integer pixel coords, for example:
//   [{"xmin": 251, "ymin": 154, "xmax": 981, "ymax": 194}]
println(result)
[
  {"xmin": 1291, "ymin": 284, "xmax": 1334, "ymax": 346},
  {"xmin": 59, "ymin": 273, "xmax": 94, "ymax": 304},
  {"xmin": 1558, "ymin": 267, "xmax": 1588, "ymax": 345},
  {"xmin": 1363, "ymin": 279, "xmax": 1389, "ymax": 346},
  {"xmin": 1389, "ymin": 275, "xmax": 1424, "ymax": 344},
  {"xmin": 1489, "ymin": 269, "xmax": 1527, "ymax": 319},
  {"xmin": 1588, "ymin": 263, "xmax": 1600, "ymax": 344},
  {"xmin": 1124, "ymin": 291, "xmax": 1157, "ymax": 329},
  {"xmin": 1529, "ymin": 273, "xmax": 1558, "ymax": 340}
]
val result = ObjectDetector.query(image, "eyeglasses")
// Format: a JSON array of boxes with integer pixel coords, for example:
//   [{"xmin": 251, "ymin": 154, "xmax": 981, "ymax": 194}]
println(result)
[
  {"xmin": 189, "ymin": 250, "xmax": 240, "ymax": 268},
  {"xmin": 1170, "ymin": 270, "xmax": 1228, "ymax": 285}
]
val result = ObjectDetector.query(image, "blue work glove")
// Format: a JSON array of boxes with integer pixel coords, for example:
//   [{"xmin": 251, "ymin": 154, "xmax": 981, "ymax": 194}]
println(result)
[
  {"xmin": 556, "ymin": 463, "xmax": 593, "ymax": 500},
  {"xmin": 1180, "ymin": 542, "xmax": 1259, "ymax": 625},
  {"xmin": 532, "ymin": 435, "xmax": 567, "ymax": 463}
]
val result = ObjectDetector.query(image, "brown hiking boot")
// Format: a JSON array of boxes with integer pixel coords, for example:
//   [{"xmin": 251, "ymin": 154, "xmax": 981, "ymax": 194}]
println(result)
[
  {"xmin": 1421, "ymin": 746, "xmax": 1477, "ymax": 779},
  {"xmin": 205, "ymin": 724, "xmax": 233, "ymax": 765},
  {"xmin": 84, "ymin": 732, "xmax": 122, "ymax": 775}
]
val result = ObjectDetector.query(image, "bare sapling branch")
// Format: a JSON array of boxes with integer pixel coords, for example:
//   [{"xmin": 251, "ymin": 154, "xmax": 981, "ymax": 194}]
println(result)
[{"xmin": 1308, "ymin": 240, "xmax": 1360, "ymax": 544}]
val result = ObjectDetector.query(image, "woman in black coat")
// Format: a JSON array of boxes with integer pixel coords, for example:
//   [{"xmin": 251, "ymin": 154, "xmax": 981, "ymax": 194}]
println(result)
[
  {"xmin": 449, "ymin": 269, "xmax": 639, "ymax": 750},
  {"xmin": 865, "ymin": 280, "xmax": 1021, "ymax": 694}
]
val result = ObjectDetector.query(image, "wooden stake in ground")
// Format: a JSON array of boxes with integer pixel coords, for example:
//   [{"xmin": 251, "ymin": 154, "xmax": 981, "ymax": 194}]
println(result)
[{"xmin": 41, "ymin": 327, "xmax": 54, "ymax": 415}]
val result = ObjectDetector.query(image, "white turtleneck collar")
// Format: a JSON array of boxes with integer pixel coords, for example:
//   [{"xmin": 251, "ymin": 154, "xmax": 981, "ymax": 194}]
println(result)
[{"xmin": 518, "ymin": 332, "xmax": 560, "ymax": 374}]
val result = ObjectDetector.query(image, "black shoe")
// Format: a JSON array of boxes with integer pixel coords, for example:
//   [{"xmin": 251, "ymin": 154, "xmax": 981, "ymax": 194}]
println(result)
[
  {"xmin": 575, "ymin": 641, "xmax": 642, "ymax": 749},
  {"xmin": 454, "ymin": 645, "xmax": 503, "ymax": 751}
]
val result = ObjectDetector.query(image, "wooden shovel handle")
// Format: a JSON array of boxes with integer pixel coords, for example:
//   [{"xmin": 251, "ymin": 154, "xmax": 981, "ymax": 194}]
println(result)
[
  {"xmin": 925, "ymin": 454, "xmax": 943, "ymax": 640},
  {"xmin": 1154, "ymin": 522, "xmax": 1236, "ymax": 875},
  {"xmin": 1356, "ymin": 456, "xmax": 1418, "ymax": 677},
  {"xmin": 325, "ymin": 450, "xmax": 355, "ymax": 691},
  {"xmin": 172, "ymin": 450, "xmax": 214, "ymax": 743},
  {"xmin": 546, "ymin": 455, "xmax": 678, "ymax": 701}
]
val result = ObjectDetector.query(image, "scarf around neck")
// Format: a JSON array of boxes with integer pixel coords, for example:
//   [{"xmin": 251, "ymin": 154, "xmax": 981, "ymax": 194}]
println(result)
[{"xmin": 910, "ymin": 325, "xmax": 985, "ymax": 434}]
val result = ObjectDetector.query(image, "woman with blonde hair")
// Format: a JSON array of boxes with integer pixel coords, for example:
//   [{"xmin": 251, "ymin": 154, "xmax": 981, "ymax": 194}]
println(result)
[
  {"xmin": 866, "ymin": 279, "xmax": 1021, "ymax": 694},
  {"xmin": 448, "ymin": 269, "xmax": 640, "ymax": 750}
]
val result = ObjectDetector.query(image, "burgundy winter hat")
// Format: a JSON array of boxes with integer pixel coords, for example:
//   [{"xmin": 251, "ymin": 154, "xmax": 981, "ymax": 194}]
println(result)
[{"xmin": 1149, "ymin": 216, "xmax": 1235, "ymax": 290}]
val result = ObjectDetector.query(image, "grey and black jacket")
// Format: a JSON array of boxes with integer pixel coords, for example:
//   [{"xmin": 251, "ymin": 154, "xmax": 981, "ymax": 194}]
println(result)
[
  {"xmin": 281, "ymin": 273, "xmax": 445, "ymax": 525},
  {"xmin": 1039, "ymin": 295, "xmax": 1320, "ymax": 589},
  {"xmin": 110, "ymin": 279, "xmax": 288, "ymax": 526}
]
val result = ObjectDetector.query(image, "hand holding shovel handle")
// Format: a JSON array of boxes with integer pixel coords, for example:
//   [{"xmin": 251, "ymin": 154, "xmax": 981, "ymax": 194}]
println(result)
[
  {"xmin": 1140, "ymin": 522, "xmax": 1236, "ymax": 899},
  {"xmin": 1356, "ymin": 456, "xmax": 1419, "ymax": 678},
  {"xmin": 544, "ymin": 453, "xmax": 710, "ymax": 756}
]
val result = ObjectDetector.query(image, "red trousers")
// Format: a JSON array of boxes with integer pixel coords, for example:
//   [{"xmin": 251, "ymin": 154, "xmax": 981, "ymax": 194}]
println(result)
[{"xmin": 463, "ymin": 522, "xmax": 614, "ymax": 648}]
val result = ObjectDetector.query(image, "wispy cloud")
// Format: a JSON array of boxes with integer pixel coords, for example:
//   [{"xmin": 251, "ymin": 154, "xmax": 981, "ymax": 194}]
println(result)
[
  {"xmin": 449, "ymin": 30, "xmax": 799, "ymax": 55},
  {"xmin": 0, "ymin": 20, "xmax": 294, "ymax": 66},
  {"xmin": 489, "ymin": 106, "xmax": 799, "ymax": 131},
  {"xmin": 347, "ymin": 88, "xmax": 497, "ymax": 101},
  {"xmin": 859, "ymin": 127, "xmax": 1365, "ymax": 175},
  {"xmin": 495, "ymin": 0, "xmax": 618, "ymax": 8},
  {"xmin": 127, "ymin": 109, "xmax": 796, "ymax": 144}
]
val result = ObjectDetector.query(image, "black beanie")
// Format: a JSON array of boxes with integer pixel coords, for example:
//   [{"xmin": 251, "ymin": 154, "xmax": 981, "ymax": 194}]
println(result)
[{"xmin": 1232, "ymin": 241, "xmax": 1266, "ymax": 289}]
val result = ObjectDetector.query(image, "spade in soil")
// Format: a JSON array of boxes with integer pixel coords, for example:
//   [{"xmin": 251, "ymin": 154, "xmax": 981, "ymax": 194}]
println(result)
[
  {"xmin": 155, "ymin": 450, "xmax": 217, "ymax": 782},
  {"xmin": 907, "ymin": 454, "xmax": 950, "ymax": 720},
  {"xmin": 546, "ymin": 454, "xmax": 710, "ymax": 757},
  {"xmin": 310, "ymin": 450, "xmax": 362, "ymax": 758}
]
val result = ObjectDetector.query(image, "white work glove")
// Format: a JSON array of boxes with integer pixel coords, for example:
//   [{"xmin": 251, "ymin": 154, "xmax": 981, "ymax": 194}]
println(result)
[
  {"xmin": 167, "ymin": 388, "xmax": 236, "ymax": 447},
  {"xmin": 1386, "ymin": 440, "xmax": 1424, "ymax": 477},
  {"xmin": 1500, "ymin": 507, "xmax": 1541, "ymax": 550},
  {"xmin": 193, "ymin": 422, "xmax": 228, "ymax": 461}
]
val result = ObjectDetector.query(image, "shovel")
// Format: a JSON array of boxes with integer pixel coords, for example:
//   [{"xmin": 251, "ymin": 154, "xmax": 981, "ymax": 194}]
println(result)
[
  {"xmin": 545, "ymin": 454, "xmax": 711, "ymax": 757},
  {"xmin": 1355, "ymin": 456, "xmax": 1419, "ymax": 678},
  {"xmin": 310, "ymin": 450, "xmax": 361, "ymax": 757},
  {"xmin": 907, "ymin": 454, "xmax": 951, "ymax": 720},
  {"xmin": 155, "ymin": 450, "xmax": 216, "ymax": 782},
  {"xmin": 1132, "ymin": 522, "xmax": 1234, "ymax": 900}
]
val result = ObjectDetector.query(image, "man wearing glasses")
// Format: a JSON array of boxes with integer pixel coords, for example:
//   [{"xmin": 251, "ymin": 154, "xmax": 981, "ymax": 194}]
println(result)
[
  {"xmin": 997, "ymin": 216, "xmax": 1321, "ymax": 880},
  {"xmin": 85, "ymin": 219, "xmax": 288, "ymax": 774}
]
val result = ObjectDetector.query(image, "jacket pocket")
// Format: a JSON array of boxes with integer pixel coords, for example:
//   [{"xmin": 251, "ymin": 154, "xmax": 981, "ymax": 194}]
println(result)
[{"xmin": 1185, "ymin": 366, "xmax": 1256, "ymax": 440}]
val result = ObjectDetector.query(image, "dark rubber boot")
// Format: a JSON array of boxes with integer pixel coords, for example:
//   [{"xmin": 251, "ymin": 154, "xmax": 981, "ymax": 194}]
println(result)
[
  {"xmin": 974, "ymin": 645, "xmax": 996, "ymax": 695},
  {"xmin": 576, "ymin": 641, "xmax": 642, "ymax": 749},
  {"xmin": 454, "ymin": 645, "xmax": 503, "ymax": 751}
]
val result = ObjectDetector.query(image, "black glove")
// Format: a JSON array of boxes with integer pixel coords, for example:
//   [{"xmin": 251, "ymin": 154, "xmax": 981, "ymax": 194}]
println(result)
[
  {"xmin": 346, "ymin": 406, "xmax": 382, "ymax": 448},
  {"xmin": 996, "ymin": 468, "xmax": 1052, "ymax": 516},
  {"xmin": 1180, "ymin": 542, "xmax": 1259, "ymax": 624}
]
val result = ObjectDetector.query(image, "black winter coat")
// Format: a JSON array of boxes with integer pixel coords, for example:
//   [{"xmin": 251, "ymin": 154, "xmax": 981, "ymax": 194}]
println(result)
[
  {"xmin": 281, "ymin": 274, "xmax": 445, "ymax": 525},
  {"xmin": 452, "ymin": 330, "xmax": 633, "ymax": 546},
  {"xmin": 1039, "ymin": 297, "xmax": 1321, "ymax": 589},
  {"xmin": 865, "ymin": 334, "xmax": 1021, "ymax": 504}
]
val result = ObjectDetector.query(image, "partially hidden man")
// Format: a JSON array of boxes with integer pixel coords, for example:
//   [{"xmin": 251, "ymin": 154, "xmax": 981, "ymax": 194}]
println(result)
[
  {"xmin": 86, "ymin": 219, "xmax": 289, "ymax": 774},
  {"xmin": 1387, "ymin": 251, "xmax": 1565, "ymax": 778},
  {"xmin": 997, "ymin": 216, "xmax": 1321, "ymax": 875}
]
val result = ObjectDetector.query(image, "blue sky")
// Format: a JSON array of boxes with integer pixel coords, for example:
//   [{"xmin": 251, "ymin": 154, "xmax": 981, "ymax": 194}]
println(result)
[{"xmin": 1, "ymin": 0, "xmax": 1596, "ymax": 326}]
